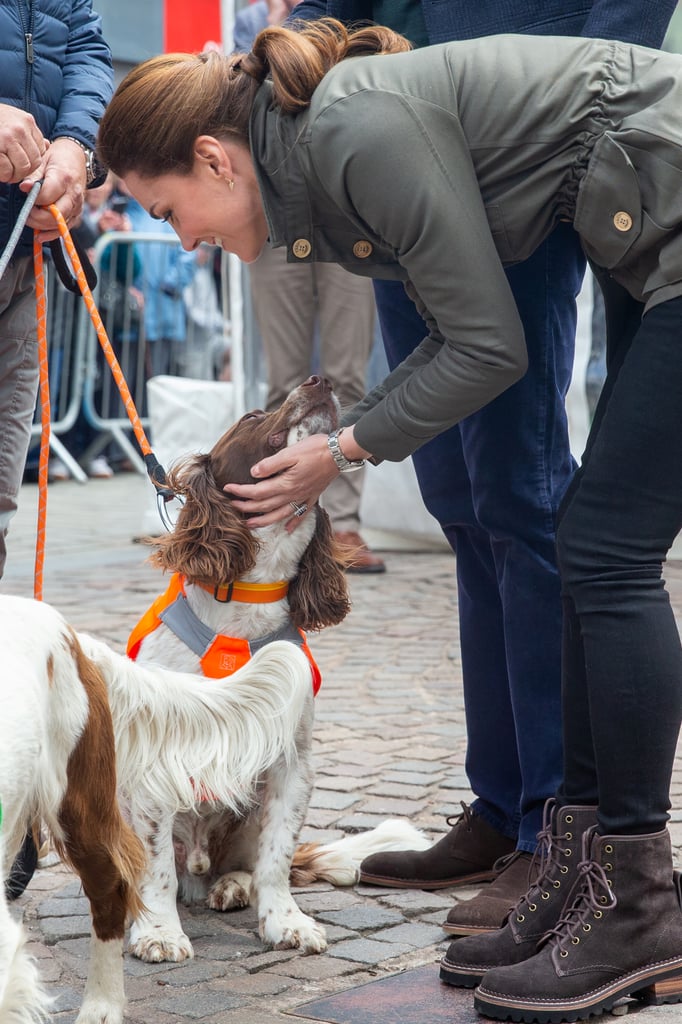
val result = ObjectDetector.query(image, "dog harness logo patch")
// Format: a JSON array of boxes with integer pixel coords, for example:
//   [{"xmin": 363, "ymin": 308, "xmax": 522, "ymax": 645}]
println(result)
[{"xmin": 127, "ymin": 573, "xmax": 322, "ymax": 694}]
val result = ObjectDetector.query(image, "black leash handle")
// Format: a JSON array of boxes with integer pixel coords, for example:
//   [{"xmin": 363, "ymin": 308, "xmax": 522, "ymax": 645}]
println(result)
[{"xmin": 49, "ymin": 232, "xmax": 97, "ymax": 293}]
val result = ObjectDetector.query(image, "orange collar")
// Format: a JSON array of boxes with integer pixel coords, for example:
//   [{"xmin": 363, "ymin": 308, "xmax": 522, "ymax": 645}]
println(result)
[{"xmin": 193, "ymin": 579, "xmax": 289, "ymax": 604}]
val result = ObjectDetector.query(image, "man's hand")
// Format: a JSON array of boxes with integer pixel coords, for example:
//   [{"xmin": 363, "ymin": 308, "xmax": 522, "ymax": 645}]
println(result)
[
  {"xmin": 21, "ymin": 137, "xmax": 89, "ymax": 243},
  {"xmin": 0, "ymin": 103, "xmax": 48, "ymax": 184}
]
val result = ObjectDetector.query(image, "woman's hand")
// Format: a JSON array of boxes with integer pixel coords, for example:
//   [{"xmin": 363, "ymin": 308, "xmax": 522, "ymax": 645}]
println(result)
[{"xmin": 224, "ymin": 433, "xmax": 339, "ymax": 529}]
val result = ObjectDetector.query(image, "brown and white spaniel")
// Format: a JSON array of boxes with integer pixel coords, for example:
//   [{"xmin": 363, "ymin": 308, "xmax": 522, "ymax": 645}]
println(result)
[{"xmin": 123, "ymin": 375, "xmax": 429, "ymax": 962}]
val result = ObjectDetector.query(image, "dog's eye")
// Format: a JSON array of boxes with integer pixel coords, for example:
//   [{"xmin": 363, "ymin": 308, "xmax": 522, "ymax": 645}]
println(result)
[{"xmin": 241, "ymin": 410, "xmax": 265, "ymax": 422}]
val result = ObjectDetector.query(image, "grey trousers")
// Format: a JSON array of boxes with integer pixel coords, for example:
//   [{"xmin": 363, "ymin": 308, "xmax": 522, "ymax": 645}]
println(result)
[
  {"xmin": 0, "ymin": 256, "xmax": 40, "ymax": 578},
  {"xmin": 249, "ymin": 245, "xmax": 376, "ymax": 532}
]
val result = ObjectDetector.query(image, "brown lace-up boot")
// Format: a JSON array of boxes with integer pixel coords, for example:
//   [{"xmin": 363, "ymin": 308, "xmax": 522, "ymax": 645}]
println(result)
[
  {"xmin": 359, "ymin": 802, "xmax": 515, "ymax": 889},
  {"xmin": 440, "ymin": 801, "xmax": 597, "ymax": 985},
  {"xmin": 475, "ymin": 827, "xmax": 682, "ymax": 1022}
]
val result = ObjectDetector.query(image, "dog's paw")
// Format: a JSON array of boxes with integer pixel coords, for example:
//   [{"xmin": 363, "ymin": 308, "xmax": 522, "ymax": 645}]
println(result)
[
  {"xmin": 128, "ymin": 929, "xmax": 194, "ymax": 963},
  {"xmin": 260, "ymin": 909, "xmax": 328, "ymax": 954},
  {"xmin": 75, "ymin": 998, "xmax": 123, "ymax": 1024},
  {"xmin": 207, "ymin": 870, "xmax": 252, "ymax": 911}
]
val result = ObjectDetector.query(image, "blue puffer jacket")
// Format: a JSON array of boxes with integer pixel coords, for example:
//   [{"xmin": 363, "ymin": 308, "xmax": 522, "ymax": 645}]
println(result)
[{"xmin": 0, "ymin": 0, "xmax": 112, "ymax": 258}]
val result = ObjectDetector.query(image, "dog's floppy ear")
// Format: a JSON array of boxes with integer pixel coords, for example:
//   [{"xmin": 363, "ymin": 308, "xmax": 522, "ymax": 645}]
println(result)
[
  {"xmin": 288, "ymin": 506, "xmax": 351, "ymax": 631},
  {"xmin": 147, "ymin": 454, "xmax": 259, "ymax": 584}
]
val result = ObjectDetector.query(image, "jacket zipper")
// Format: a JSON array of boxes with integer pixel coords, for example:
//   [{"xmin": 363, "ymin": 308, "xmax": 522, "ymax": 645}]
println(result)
[
  {"xmin": 17, "ymin": 0, "xmax": 36, "ymax": 107},
  {"xmin": 10, "ymin": 0, "xmax": 36, "ymax": 235}
]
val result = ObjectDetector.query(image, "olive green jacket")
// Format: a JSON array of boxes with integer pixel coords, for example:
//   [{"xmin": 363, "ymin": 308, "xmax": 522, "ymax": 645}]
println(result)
[{"xmin": 249, "ymin": 35, "xmax": 682, "ymax": 462}]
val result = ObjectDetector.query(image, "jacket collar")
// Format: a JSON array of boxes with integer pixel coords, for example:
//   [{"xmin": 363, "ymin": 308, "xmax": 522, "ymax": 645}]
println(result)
[{"xmin": 249, "ymin": 81, "xmax": 313, "ymax": 251}]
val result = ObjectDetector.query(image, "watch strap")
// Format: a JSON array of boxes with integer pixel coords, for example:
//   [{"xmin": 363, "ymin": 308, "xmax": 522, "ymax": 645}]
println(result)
[{"xmin": 55, "ymin": 136, "xmax": 97, "ymax": 185}]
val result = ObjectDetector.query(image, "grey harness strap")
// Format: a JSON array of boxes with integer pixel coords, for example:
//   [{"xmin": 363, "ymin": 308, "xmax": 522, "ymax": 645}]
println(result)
[{"xmin": 159, "ymin": 593, "xmax": 303, "ymax": 658}]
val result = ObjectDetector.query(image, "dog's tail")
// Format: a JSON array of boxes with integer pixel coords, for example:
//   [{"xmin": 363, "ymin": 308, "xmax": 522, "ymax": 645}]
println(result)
[
  {"xmin": 290, "ymin": 819, "xmax": 432, "ymax": 886},
  {"xmin": 79, "ymin": 636, "xmax": 313, "ymax": 817}
]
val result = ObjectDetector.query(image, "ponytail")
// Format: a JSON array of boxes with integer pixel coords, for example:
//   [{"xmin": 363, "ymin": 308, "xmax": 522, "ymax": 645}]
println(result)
[{"xmin": 254, "ymin": 18, "xmax": 410, "ymax": 112}]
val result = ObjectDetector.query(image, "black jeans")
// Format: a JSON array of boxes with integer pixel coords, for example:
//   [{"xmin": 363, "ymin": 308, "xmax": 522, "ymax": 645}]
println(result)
[{"xmin": 556, "ymin": 289, "xmax": 682, "ymax": 835}]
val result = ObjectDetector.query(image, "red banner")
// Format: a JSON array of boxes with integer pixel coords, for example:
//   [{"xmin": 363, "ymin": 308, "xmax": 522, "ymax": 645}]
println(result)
[{"xmin": 164, "ymin": 0, "xmax": 222, "ymax": 53}]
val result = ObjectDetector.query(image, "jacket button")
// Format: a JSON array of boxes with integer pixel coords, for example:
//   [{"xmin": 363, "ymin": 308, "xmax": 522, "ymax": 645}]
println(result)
[
  {"xmin": 292, "ymin": 238, "xmax": 312, "ymax": 258},
  {"xmin": 613, "ymin": 211, "xmax": 633, "ymax": 232},
  {"xmin": 353, "ymin": 240, "xmax": 373, "ymax": 258}
]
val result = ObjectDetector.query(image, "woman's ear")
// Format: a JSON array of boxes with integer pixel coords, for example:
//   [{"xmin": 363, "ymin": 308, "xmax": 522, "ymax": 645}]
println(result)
[{"xmin": 193, "ymin": 135, "xmax": 233, "ymax": 178}]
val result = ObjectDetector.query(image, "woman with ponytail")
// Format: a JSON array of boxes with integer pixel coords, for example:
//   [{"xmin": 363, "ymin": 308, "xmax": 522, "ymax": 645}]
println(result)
[{"xmin": 99, "ymin": 22, "xmax": 682, "ymax": 1023}]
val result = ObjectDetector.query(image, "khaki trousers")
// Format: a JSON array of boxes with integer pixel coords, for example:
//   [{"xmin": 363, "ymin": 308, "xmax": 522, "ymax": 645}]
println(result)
[
  {"xmin": 249, "ymin": 245, "xmax": 376, "ymax": 531},
  {"xmin": 0, "ymin": 256, "xmax": 39, "ymax": 578}
]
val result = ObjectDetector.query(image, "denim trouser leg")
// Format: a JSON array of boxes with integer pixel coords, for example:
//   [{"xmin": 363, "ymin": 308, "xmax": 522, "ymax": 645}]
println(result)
[
  {"xmin": 0, "ymin": 256, "xmax": 39, "ymax": 579},
  {"xmin": 374, "ymin": 224, "xmax": 585, "ymax": 850},
  {"xmin": 556, "ymin": 295, "xmax": 682, "ymax": 835}
]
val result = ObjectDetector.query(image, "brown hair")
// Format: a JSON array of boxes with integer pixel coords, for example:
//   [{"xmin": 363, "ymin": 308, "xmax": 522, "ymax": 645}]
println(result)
[{"xmin": 97, "ymin": 18, "xmax": 410, "ymax": 179}]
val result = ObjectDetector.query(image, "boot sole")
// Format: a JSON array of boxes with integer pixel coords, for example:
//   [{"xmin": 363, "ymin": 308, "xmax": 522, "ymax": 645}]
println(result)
[
  {"xmin": 439, "ymin": 960, "xmax": 486, "ymax": 988},
  {"xmin": 358, "ymin": 869, "xmax": 496, "ymax": 890},
  {"xmin": 474, "ymin": 957, "xmax": 682, "ymax": 1022},
  {"xmin": 442, "ymin": 921, "xmax": 498, "ymax": 936}
]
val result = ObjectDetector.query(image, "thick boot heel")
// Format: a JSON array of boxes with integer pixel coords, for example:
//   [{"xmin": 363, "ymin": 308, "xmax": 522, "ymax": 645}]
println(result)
[{"xmin": 638, "ymin": 969, "xmax": 682, "ymax": 1005}]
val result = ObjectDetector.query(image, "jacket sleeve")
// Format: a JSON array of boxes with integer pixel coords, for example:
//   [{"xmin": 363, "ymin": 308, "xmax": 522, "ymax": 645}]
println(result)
[
  {"xmin": 580, "ymin": 0, "xmax": 677, "ymax": 48},
  {"xmin": 310, "ymin": 89, "xmax": 526, "ymax": 463},
  {"xmin": 51, "ymin": 0, "xmax": 113, "ymax": 148}
]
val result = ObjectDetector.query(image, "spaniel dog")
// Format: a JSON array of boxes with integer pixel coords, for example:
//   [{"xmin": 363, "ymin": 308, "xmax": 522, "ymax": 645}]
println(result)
[
  {"xmin": 124, "ymin": 375, "xmax": 429, "ymax": 963},
  {"xmin": 0, "ymin": 595, "xmax": 144, "ymax": 1024}
]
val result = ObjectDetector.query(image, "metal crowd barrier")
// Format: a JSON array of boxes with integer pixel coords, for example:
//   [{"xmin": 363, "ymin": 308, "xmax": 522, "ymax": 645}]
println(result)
[{"xmin": 31, "ymin": 230, "xmax": 252, "ymax": 481}]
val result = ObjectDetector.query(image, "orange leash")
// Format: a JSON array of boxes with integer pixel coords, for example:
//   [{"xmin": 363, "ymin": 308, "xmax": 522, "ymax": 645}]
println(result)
[
  {"xmin": 31, "ymin": 204, "xmax": 175, "ymax": 600},
  {"xmin": 33, "ymin": 235, "xmax": 50, "ymax": 600}
]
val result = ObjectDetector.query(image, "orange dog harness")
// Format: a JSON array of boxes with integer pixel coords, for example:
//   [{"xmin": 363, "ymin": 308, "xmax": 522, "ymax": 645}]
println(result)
[{"xmin": 127, "ymin": 573, "xmax": 321, "ymax": 693}]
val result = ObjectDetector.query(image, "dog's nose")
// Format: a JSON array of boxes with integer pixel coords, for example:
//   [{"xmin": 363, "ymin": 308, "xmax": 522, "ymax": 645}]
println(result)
[{"xmin": 303, "ymin": 375, "xmax": 332, "ymax": 394}]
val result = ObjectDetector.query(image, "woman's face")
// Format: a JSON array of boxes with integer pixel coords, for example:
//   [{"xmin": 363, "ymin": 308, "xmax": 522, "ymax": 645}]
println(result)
[{"xmin": 123, "ymin": 137, "xmax": 269, "ymax": 263}]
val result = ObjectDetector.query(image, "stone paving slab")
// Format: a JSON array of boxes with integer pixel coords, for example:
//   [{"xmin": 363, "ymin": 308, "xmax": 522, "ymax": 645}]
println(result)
[{"xmin": 3, "ymin": 474, "xmax": 682, "ymax": 1023}]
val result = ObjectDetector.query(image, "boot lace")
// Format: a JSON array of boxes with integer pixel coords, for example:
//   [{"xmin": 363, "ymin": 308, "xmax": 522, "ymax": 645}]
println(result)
[
  {"xmin": 508, "ymin": 799, "xmax": 570, "ymax": 921},
  {"xmin": 446, "ymin": 801, "xmax": 474, "ymax": 831},
  {"xmin": 542, "ymin": 842, "xmax": 617, "ymax": 958}
]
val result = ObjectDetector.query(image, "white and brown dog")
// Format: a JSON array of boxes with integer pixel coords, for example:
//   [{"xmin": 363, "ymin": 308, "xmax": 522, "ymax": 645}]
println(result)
[
  {"xmin": 124, "ymin": 375, "xmax": 429, "ymax": 962},
  {"xmin": 0, "ymin": 595, "xmax": 144, "ymax": 1024}
]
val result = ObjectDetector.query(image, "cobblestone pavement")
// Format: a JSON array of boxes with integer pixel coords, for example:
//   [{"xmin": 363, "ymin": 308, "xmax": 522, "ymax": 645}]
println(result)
[{"xmin": 4, "ymin": 474, "xmax": 682, "ymax": 1023}]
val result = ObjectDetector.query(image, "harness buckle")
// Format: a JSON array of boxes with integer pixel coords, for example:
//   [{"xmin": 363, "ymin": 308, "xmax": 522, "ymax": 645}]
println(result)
[{"xmin": 213, "ymin": 582, "xmax": 234, "ymax": 603}]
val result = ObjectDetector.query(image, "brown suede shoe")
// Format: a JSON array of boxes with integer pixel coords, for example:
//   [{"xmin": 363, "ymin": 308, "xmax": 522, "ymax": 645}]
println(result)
[
  {"xmin": 359, "ymin": 803, "xmax": 516, "ymax": 889},
  {"xmin": 443, "ymin": 849, "xmax": 538, "ymax": 935},
  {"xmin": 334, "ymin": 531, "xmax": 386, "ymax": 574}
]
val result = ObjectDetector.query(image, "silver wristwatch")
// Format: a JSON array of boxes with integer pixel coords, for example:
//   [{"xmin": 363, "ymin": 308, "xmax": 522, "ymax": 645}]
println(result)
[{"xmin": 327, "ymin": 429, "xmax": 365, "ymax": 472}]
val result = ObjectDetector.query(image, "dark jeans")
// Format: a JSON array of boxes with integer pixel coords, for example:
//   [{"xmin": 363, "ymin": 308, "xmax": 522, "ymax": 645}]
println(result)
[
  {"xmin": 374, "ymin": 223, "xmax": 586, "ymax": 851},
  {"xmin": 556, "ymin": 290, "xmax": 682, "ymax": 835}
]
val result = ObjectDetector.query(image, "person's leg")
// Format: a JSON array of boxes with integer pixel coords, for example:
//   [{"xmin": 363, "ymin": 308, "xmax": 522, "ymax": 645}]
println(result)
[
  {"xmin": 437, "ymin": 225, "xmax": 584, "ymax": 934},
  {"xmin": 248, "ymin": 245, "xmax": 315, "ymax": 409},
  {"xmin": 456, "ymin": 224, "xmax": 584, "ymax": 853},
  {"xmin": 0, "ymin": 256, "xmax": 40, "ymax": 579},
  {"xmin": 473, "ymin": 297, "xmax": 682, "ymax": 1022},
  {"xmin": 556, "ymin": 269, "xmax": 644, "ymax": 813},
  {"xmin": 557, "ymin": 295, "xmax": 682, "ymax": 836}
]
